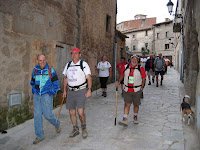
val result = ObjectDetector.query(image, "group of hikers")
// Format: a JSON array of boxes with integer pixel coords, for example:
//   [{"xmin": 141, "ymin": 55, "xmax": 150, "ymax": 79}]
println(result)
[{"xmin": 30, "ymin": 48, "xmax": 169, "ymax": 144}]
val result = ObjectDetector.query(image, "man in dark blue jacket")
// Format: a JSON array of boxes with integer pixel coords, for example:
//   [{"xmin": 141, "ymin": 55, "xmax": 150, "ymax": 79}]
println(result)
[
  {"xmin": 30, "ymin": 54, "xmax": 61, "ymax": 144},
  {"xmin": 145, "ymin": 54, "xmax": 155, "ymax": 85}
]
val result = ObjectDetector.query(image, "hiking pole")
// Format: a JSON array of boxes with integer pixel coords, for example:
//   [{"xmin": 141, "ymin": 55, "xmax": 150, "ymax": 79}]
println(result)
[
  {"xmin": 56, "ymin": 97, "xmax": 65, "ymax": 122},
  {"xmin": 114, "ymin": 87, "xmax": 118, "ymax": 125}
]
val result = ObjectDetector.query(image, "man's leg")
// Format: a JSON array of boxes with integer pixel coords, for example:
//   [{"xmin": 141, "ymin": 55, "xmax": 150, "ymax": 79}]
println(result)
[
  {"xmin": 118, "ymin": 103, "xmax": 131, "ymax": 126},
  {"xmin": 161, "ymin": 75, "xmax": 164, "ymax": 85},
  {"xmin": 42, "ymin": 94, "xmax": 60, "ymax": 128},
  {"xmin": 133, "ymin": 104, "xmax": 139, "ymax": 124},
  {"xmin": 33, "ymin": 94, "xmax": 44, "ymax": 144},
  {"xmin": 148, "ymin": 75, "xmax": 151, "ymax": 85},
  {"xmin": 156, "ymin": 74, "xmax": 159, "ymax": 87},
  {"xmin": 69, "ymin": 109, "xmax": 79, "ymax": 137},
  {"xmin": 78, "ymin": 108, "xmax": 88, "ymax": 138}
]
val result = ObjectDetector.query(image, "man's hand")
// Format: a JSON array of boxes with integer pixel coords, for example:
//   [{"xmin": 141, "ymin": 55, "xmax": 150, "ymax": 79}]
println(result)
[
  {"xmin": 85, "ymin": 89, "xmax": 92, "ymax": 98},
  {"xmin": 63, "ymin": 90, "xmax": 67, "ymax": 98},
  {"xmin": 116, "ymin": 82, "xmax": 120, "ymax": 88}
]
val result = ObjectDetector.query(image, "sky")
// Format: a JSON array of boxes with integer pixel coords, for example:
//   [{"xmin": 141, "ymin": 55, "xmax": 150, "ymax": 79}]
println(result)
[{"xmin": 117, "ymin": 0, "xmax": 177, "ymax": 24}]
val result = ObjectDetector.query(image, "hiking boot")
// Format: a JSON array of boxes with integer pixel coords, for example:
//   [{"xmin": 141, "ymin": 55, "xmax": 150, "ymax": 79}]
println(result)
[
  {"xmin": 33, "ymin": 138, "xmax": 44, "ymax": 144},
  {"xmin": 55, "ymin": 126, "xmax": 61, "ymax": 133},
  {"xmin": 152, "ymin": 78, "xmax": 154, "ymax": 83},
  {"xmin": 118, "ymin": 118, "xmax": 128, "ymax": 126},
  {"xmin": 160, "ymin": 80, "xmax": 163, "ymax": 86},
  {"xmin": 148, "ymin": 81, "xmax": 151, "ymax": 85},
  {"xmin": 81, "ymin": 125, "xmax": 88, "ymax": 139},
  {"xmin": 156, "ymin": 82, "xmax": 158, "ymax": 87},
  {"xmin": 103, "ymin": 91, "xmax": 107, "ymax": 97},
  {"xmin": 69, "ymin": 126, "xmax": 79, "ymax": 138},
  {"xmin": 133, "ymin": 116, "xmax": 139, "ymax": 124}
]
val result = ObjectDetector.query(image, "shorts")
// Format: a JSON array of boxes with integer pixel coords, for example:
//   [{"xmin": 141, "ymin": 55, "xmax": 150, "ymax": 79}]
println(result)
[
  {"xmin": 155, "ymin": 70, "xmax": 165, "ymax": 75},
  {"xmin": 124, "ymin": 90, "xmax": 142, "ymax": 105},
  {"xmin": 66, "ymin": 88, "xmax": 87, "ymax": 110},
  {"xmin": 147, "ymin": 69, "xmax": 155, "ymax": 76},
  {"xmin": 99, "ymin": 77, "xmax": 109, "ymax": 88}
]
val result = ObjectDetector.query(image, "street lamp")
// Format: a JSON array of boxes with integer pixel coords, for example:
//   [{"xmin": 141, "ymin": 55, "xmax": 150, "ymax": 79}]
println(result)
[
  {"xmin": 166, "ymin": 0, "xmax": 184, "ymax": 83},
  {"xmin": 166, "ymin": 0, "xmax": 174, "ymax": 15}
]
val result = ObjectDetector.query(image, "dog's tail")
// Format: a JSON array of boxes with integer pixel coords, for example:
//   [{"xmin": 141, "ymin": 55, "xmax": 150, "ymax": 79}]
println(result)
[{"xmin": 183, "ymin": 95, "xmax": 190, "ymax": 103}]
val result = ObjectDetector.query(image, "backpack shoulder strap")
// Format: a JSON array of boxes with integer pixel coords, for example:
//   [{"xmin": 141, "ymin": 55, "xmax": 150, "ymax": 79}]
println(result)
[
  {"xmin": 35, "ymin": 68, "xmax": 37, "ymax": 77},
  {"xmin": 80, "ymin": 60, "xmax": 84, "ymax": 71},
  {"xmin": 123, "ymin": 63, "xmax": 130, "ymax": 73},
  {"xmin": 67, "ymin": 61, "xmax": 72, "ymax": 69},
  {"xmin": 48, "ymin": 67, "xmax": 52, "ymax": 79},
  {"xmin": 137, "ymin": 64, "xmax": 141, "ymax": 73}
]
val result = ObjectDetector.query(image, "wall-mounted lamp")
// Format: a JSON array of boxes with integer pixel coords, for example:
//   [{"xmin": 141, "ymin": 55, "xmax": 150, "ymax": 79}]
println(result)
[{"xmin": 166, "ymin": 0, "xmax": 174, "ymax": 15}]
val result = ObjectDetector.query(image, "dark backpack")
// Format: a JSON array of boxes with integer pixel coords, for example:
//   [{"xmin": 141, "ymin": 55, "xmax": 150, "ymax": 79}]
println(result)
[{"xmin": 67, "ymin": 60, "xmax": 85, "ymax": 71}]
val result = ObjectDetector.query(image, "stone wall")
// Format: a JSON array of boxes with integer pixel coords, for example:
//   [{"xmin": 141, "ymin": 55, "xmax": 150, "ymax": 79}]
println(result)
[{"xmin": 0, "ymin": 0, "xmax": 117, "ymax": 130}]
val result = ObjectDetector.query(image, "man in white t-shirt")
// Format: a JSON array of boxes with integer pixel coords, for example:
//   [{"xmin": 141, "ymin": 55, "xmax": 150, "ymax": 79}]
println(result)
[
  {"xmin": 140, "ymin": 54, "xmax": 147, "ymax": 69},
  {"xmin": 63, "ymin": 48, "xmax": 92, "ymax": 139},
  {"xmin": 97, "ymin": 56, "xmax": 112, "ymax": 97}
]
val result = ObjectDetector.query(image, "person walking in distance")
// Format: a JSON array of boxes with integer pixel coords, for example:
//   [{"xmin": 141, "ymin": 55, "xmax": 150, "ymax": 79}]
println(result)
[
  {"xmin": 116, "ymin": 55, "xmax": 146, "ymax": 126},
  {"xmin": 30, "ymin": 54, "xmax": 61, "ymax": 144},
  {"xmin": 154, "ymin": 53, "xmax": 166, "ymax": 87},
  {"xmin": 140, "ymin": 54, "xmax": 147, "ymax": 70},
  {"xmin": 145, "ymin": 54, "xmax": 155, "ymax": 85},
  {"xmin": 63, "ymin": 48, "xmax": 92, "ymax": 139},
  {"xmin": 97, "ymin": 56, "xmax": 112, "ymax": 97},
  {"xmin": 116, "ymin": 56, "xmax": 127, "ymax": 96}
]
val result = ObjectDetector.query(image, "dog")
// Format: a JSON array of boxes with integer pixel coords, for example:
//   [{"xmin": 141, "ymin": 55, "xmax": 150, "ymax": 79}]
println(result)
[{"xmin": 180, "ymin": 95, "xmax": 194, "ymax": 125}]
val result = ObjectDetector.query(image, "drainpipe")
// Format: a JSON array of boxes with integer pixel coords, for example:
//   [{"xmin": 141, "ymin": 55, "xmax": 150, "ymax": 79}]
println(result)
[
  {"xmin": 112, "ymin": 0, "xmax": 117, "ymax": 83},
  {"xmin": 180, "ymin": 16, "xmax": 184, "ymax": 83}
]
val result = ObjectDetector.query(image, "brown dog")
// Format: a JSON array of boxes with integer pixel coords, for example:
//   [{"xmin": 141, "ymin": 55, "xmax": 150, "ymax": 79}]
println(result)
[{"xmin": 180, "ymin": 95, "xmax": 194, "ymax": 125}]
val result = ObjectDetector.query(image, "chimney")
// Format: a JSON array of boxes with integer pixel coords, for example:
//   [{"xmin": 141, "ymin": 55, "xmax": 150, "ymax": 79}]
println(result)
[{"xmin": 165, "ymin": 18, "xmax": 170, "ymax": 22}]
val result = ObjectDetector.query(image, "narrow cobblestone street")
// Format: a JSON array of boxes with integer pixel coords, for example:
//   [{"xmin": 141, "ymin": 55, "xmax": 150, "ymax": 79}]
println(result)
[{"xmin": 0, "ymin": 67, "xmax": 200, "ymax": 150}]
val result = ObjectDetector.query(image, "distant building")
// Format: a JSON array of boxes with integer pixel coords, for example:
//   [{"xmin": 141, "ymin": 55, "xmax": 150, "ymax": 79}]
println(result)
[{"xmin": 117, "ymin": 14, "xmax": 156, "ymax": 32}]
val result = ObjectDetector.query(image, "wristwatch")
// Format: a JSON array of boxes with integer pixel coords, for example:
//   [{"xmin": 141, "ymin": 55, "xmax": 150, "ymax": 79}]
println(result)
[{"xmin": 88, "ymin": 88, "xmax": 92, "ymax": 91}]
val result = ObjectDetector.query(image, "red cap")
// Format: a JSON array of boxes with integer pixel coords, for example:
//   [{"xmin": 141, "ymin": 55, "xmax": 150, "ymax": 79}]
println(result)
[{"xmin": 70, "ymin": 48, "xmax": 80, "ymax": 54}]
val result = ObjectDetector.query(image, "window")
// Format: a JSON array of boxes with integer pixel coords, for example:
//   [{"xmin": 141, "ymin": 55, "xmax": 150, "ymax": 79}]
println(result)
[
  {"xmin": 142, "ymin": 19, "xmax": 146, "ymax": 27},
  {"xmin": 165, "ymin": 44, "xmax": 169, "ymax": 50},
  {"xmin": 145, "ymin": 43, "xmax": 148, "ymax": 49},
  {"xmin": 133, "ymin": 45, "xmax": 136, "ymax": 50},
  {"xmin": 157, "ymin": 33, "xmax": 159, "ymax": 39},
  {"xmin": 106, "ymin": 15, "xmax": 111, "ymax": 33},
  {"xmin": 145, "ymin": 30, "xmax": 148, "ymax": 36},
  {"xmin": 166, "ymin": 31, "xmax": 169, "ymax": 38},
  {"xmin": 126, "ymin": 46, "xmax": 129, "ymax": 51}
]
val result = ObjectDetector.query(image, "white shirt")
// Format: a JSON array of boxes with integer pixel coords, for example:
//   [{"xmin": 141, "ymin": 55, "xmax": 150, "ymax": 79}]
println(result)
[
  {"xmin": 97, "ymin": 61, "xmax": 111, "ymax": 77},
  {"xmin": 63, "ymin": 60, "xmax": 91, "ymax": 87},
  {"xmin": 140, "ymin": 58, "xmax": 147, "ymax": 68}
]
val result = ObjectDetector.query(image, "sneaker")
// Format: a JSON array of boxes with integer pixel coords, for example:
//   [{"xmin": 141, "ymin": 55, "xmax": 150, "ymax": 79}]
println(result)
[
  {"xmin": 55, "ymin": 126, "xmax": 61, "ymax": 133},
  {"xmin": 148, "ymin": 81, "xmax": 151, "ymax": 85},
  {"xmin": 156, "ymin": 83, "xmax": 158, "ymax": 87},
  {"xmin": 81, "ymin": 125, "xmax": 88, "ymax": 139},
  {"xmin": 152, "ymin": 78, "xmax": 154, "ymax": 83},
  {"xmin": 133, "ymin": 116, "xmax": 139, "ymax": 124},
  {"xmin": 160, "ymin": 80, "xmax": 163, "ymax": 86},
  {"xmin": 118, "ymin": 118, "xmax": 128, "ymax": 126},
  {"xmin": 33, "ymin": 138, "xmax": 44, "ymax": 144},
  {"xmin": 69, "ymin": 126, "xmax": 79, "ymax": 138}
]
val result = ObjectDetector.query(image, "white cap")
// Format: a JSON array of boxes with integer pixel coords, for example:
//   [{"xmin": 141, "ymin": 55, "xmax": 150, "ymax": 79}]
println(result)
[{"xmin": 131, "ymin": 54, "xmax": 138, "ymax": 58}]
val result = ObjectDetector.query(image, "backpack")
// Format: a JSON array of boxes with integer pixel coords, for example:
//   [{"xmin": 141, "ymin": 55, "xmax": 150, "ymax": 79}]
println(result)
[
  {"xmin": 35, "ymin": 67, "xmax": 52, "ymax": 79},
  {"xmin": 123, "ymin": 63, "xmax": 141, "ymax": 74},
  {"xmin": 67, "ymin": 60, "xmax": 85, "ymax": 71},
  {"xmin": 66, "ymin": 60, "xmax": 87, "ymax": 90}
]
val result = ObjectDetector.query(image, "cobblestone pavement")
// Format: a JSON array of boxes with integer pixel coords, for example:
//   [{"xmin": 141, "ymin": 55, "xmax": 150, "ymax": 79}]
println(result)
[{"xmin": 0, "ymin": 67, "xmax": 200, "ymax": 150}]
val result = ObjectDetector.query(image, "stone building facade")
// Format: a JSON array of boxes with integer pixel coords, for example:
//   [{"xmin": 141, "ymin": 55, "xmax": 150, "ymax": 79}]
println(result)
[
  {"xmin": 122, "ymin": 20, "xmax": 174, "ymax": 60},
  {"xmin": 173, "ymin": 0, "xmax": 200, "ymax": 137},
  {"xmin": 153, "ymin": 20, "xmax": 174, "ymax": 63},
  {"xmin": 0, "ymin": 0, "xmax": 117, "ymax": 131}
]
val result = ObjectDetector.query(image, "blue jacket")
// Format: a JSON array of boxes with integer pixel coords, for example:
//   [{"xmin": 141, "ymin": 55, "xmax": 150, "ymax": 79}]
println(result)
[{"xmin": 30, "ymin": 63, "xmax": 60, "ymax": 95}]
